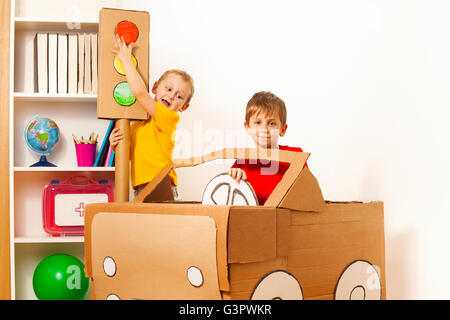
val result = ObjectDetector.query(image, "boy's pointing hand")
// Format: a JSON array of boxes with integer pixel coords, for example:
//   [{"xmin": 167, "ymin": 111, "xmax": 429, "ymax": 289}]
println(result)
[{"xmin": 110, "ymin": 35, "xmax": 135, "ymax": 65}]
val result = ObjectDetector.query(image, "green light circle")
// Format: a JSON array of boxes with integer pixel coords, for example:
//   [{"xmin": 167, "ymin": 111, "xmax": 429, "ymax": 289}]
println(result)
[{"xmin": 113, "ymin": 82, "xmax": 136, "ymax": 106}]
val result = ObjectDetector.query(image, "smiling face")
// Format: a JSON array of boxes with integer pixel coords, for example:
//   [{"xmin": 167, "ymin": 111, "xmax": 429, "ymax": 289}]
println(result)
[
  {"xmin": 245, "ymin": 110, "xmax": 288, "ymax": 149},
  {"xmin": 152, "ymin": 73, "xmax": 192, "ymax": 112}
]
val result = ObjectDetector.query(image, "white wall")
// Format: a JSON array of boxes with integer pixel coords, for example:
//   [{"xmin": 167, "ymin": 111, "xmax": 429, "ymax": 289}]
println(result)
[
  {"xmin": 121, "ymin": 0, "xmax": 450, "ymax": 299},
  {"xmin": 15, "ymin": 0, "xmax": 124, "ymax": 21},
  {"xmin": 25, "ymin": 0, "xmax": 450, "ymax": 299}
]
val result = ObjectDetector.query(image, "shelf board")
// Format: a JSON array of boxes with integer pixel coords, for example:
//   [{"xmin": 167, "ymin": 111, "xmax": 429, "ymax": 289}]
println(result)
[
  {"xmin": 14, "ymin": 166, "xmax": 115, "ymax": 172},
  {"xmin": 14, "ymin": 236, "xmax": 84, "ymax": 244},
  {"xmin": 13, "ymin": 92, "xmax": 97, "ymax": 102},
  {"xmin": 15, "ymin": 17, "xmax": 98, "ymax": 32}
]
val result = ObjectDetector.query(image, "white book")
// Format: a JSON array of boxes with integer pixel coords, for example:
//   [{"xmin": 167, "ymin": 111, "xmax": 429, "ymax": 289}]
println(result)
[
  {"xmin": 84, "ymin": 33, "xmax": 92, "ymax": 93},
  {"xmin": 78, "ymin": 33, "xmax": 85, "ymax": 94},
  {"xmin": 19, "ymin": 33, "xmax": 36, "ymax": 92},
  {"xmin": 35, "ymin": 33, "xmax": 48, "ymax": 93},
  {"xmin": 91, "ymin": 33, "xmax": 98, "ymax": 94},
  {"xmin": 67, "ymin": 34, "xmax": 78, "ymax": 94},
  {"xmin": 57, "ymin": 33, "xmax": 68, "ymax": 94},
  {"xmin": 48, "ymin": 33, "xmax": 58, "ymax": 94}
]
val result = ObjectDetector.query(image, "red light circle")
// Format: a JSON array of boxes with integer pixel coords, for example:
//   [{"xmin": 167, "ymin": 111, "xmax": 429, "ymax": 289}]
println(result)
[{"xmin": 115, "ymin": 21, "xmax": 139, "ymax": 45}]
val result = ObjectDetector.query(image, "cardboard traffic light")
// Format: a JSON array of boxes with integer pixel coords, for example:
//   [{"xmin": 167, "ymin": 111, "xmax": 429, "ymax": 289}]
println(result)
[
  {"xmin": 98, "ymin": 8, "xmax": 149, "ymax": 120},
  {"xmin": 97, "ymin": 8, "xmax": 150, "ymax": 202}
]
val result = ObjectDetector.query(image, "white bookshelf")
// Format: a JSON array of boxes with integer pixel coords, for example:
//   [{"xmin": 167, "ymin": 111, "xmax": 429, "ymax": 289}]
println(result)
[
  {"xmin": 14, "ymin": 236, "xmax": 85, "ymax": 244},
  {"xmin": 14, "ymin": 166, "xmax": 115, "ymax": 172},
  {"xmin": 13, "ymin": 92, "xmax": 97, "ymax": 102},
  {"xmin": 14, "ymin": 17, "xmax": 98, "ymax": 32},
  {"xmin": 9, "ymin": 1, "xmax": 115, "ymax": 300}
]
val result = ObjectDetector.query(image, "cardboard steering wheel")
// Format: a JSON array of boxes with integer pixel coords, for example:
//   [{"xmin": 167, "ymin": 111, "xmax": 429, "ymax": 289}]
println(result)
[{"xmin": 202, "ymin": 173, "xmax": 258, "ymax": 206}]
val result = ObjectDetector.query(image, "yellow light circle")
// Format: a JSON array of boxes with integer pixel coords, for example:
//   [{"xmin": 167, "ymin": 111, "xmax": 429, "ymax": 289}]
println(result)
[{"xmin": 113, "ymin": 55, "xmax": 137, "ymax": 76}]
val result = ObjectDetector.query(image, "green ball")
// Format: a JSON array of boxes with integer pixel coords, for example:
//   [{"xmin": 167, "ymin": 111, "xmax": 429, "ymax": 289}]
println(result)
[{"xmin": 32, "ymin": 254, "xmax": 90, "ymax": 300}]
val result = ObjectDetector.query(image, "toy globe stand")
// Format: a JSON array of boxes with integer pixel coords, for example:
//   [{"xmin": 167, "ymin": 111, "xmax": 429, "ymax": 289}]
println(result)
[
  {"xmin": 24, "ymin": 116, "xmax": 60, "ymax": 167},
  {"xmin": 31, "ymin": 155, "xmax": 56, "ymax": 167}
]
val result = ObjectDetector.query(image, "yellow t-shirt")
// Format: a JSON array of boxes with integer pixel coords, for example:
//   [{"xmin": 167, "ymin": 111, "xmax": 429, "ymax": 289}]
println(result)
[{"xmin": 130, "ymin": 101, "xmax": 180, "ymax": 188}]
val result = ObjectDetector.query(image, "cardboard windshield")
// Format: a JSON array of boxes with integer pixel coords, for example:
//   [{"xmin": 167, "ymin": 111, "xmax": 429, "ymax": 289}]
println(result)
[{"xmin": 134, "ymin": 148, "xmax": 325, "ymax": 212}]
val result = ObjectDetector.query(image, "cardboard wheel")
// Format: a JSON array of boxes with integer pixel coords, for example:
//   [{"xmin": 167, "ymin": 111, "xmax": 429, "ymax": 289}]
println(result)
[
  {"xmin": 250, "ymin": 270, "xmax": 303, "ymax": 300},
  {"xmin": 201, "ymin": 173, "xmax": 258, "ymax": 206},
  {"xmin": 334, "ymin": 260, "xmax": 381, "ymax": 300}
]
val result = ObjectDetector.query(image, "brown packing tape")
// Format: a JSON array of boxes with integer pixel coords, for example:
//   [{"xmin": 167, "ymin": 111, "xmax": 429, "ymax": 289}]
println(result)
[{"xmin": 84, "ymin": 202, "xmax": 231, "ymax": 291}]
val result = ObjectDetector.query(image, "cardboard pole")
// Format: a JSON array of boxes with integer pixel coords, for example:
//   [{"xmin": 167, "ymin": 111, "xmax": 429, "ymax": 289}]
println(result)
[{"xmin": 115, "ymin": 119, "xmax": 130, "ymax": 202}]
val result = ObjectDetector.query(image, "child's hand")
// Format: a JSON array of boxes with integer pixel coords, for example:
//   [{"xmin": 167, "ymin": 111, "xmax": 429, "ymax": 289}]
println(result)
[
  {"xmin": 228, "ymin": 168, "xmax": 247, "ymax": 184},
  {"xmin": 109, "ymin": 127, "xmax": 124, "ymax": 151},
  {"xmin": 110, "ymin": 34, "xmax": 135, "ymax": 66}
]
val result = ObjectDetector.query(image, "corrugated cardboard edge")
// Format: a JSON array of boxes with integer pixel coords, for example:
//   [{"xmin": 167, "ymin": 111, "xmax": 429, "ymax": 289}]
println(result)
[{"xmin": 84, "ymin": 202, "xmax": 231, "ymax": 291}]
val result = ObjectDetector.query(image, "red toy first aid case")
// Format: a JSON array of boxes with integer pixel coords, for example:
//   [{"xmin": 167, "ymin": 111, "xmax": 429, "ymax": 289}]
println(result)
[{"xmin": 42, "ymin": 175, "xmax": 114, "ymax": 236}]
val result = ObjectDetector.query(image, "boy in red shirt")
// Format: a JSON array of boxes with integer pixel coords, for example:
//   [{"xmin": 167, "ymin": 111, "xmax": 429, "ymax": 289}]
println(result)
[{"xmin": 228, "ymin": 91, "xmax": 306, "ymax": 205}]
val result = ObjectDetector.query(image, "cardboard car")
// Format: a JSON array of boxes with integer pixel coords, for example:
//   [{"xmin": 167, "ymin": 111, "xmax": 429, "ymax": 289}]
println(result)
[{"xmin": 84, "ymin": 148, "xmax": 385, "ymax": 300}]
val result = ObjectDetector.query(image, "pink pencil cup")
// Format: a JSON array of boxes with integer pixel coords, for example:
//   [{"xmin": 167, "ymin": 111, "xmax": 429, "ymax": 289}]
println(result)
[{"xmin": 75, "ymin": 143, "xmax": 97, "ymax": 167}]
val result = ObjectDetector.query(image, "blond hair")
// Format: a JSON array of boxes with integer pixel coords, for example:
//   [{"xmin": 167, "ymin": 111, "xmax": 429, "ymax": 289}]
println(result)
[
  {"xmin": 157, "ymin": 69, "xmax": 195, "ymax": 104},
  {"xmin": 245, "ymin": 91, "xmax": 287, "ymax": 126}
]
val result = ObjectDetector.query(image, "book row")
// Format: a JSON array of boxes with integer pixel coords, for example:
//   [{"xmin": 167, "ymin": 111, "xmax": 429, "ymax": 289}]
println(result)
[{"xmin": 35, "ymin": 33, "xmax": 98, "ymax": 94}]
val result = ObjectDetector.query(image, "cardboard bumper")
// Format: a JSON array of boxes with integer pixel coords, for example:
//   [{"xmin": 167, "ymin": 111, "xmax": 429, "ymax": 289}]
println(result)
[{"xmin": 84, "ymin": 148, "xmax": 385, "ymax": 300}]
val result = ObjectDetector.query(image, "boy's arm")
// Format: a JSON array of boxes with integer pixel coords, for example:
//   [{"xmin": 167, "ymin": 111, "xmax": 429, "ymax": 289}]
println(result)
[{"xmin": 111, "ymin": 35, "xmax": 155, "ymax": 117}]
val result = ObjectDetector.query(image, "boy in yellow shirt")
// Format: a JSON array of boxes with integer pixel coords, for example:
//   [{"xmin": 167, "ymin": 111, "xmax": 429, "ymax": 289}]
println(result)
[{"xmin": 109, "ymin": 35, "xmax": 194, "ymax": 200}]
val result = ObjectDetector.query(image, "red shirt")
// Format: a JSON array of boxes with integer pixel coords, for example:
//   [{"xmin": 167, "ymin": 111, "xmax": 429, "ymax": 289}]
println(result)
[{"xmin": 231, "ymin": 145, "xmax": 306, "ymax": 205}]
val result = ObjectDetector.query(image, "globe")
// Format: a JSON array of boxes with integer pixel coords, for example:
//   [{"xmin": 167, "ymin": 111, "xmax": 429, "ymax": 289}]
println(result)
[{"xmin": 24, "ymin": 116, "xmax": 60, "ymax": 167}]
